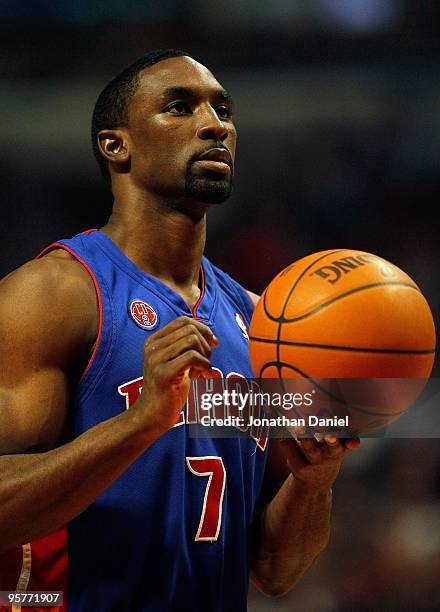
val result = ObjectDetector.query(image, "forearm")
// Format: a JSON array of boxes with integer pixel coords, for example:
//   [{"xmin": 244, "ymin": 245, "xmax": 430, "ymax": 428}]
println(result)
[
  {"xmin": 251, "ymin": 474, "xmax": 332, "ymax": 597},
  {"xmin": 0, "ymin": 408, "xmax": 160, "ymax": 553}
]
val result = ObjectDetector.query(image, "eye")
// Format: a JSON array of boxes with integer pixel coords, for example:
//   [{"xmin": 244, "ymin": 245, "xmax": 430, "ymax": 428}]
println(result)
[
  {"xmin": 216, "ymin": 105, "xmax": 232, "ymax": 120},
  {"xmin": 166, "ymin": 101, "xmax": 191, "ymax": 115}
]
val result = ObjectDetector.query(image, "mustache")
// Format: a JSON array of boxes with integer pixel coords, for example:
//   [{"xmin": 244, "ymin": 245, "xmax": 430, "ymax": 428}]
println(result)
[{"xmin": 188, "ymin": 143, "xmax": 232, "ymax": 165}]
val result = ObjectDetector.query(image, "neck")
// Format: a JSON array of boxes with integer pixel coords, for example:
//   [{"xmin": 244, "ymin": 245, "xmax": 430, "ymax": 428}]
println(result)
[{"xmin": 101, "ymin": 188, "xmax": 208, "ymax": 295}]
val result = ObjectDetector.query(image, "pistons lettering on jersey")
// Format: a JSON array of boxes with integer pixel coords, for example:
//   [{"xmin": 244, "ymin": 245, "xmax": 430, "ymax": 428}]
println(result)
[
  {"xmin": 118, "ymin": 368, "xmax": 268, "ymax": 451},
  {"xmin": 129, "ymin": 300, "xmax": 158, "ymax": 330}
]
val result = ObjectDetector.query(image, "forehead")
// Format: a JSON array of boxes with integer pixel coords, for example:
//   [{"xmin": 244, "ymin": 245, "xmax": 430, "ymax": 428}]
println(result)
[{"xmin": 133, "ymin": 56, "xmax": 225, "ymax": 105}]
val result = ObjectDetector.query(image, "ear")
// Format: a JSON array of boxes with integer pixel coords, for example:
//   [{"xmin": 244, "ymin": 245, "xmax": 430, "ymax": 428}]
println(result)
[{"xmin": 97, "ymin": 129, "xmax": 130, "ymax": 166}]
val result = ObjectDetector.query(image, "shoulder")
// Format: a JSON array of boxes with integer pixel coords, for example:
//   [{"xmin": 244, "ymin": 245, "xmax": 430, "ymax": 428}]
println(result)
[
  {"xmin": 246, "ymin": 291, "xmax": 260, "ymax": 307},
  {"xmin": 0, "ymin": 249, "xmax": 96, "ymax": 315},
  {"xmin": 0, "ymin": 250, "xmax": 98, "ymax": 369}
]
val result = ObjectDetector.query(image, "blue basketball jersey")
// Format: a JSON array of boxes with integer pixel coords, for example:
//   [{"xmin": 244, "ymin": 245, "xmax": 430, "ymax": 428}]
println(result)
[{"xmin": 27, "ymin": 230, "xmax": 268, "ymax": 611}]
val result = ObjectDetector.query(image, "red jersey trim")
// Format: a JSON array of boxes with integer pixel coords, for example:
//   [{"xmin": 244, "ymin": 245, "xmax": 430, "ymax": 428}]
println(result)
[
  {"xmin": 0, "ymin": 528, "xmax": 67, "ymax": 612},
  {"xmin": 36, "ymin": 241, "xmax": 103, "ymax": 384},
  {"xmin": 191, "ymin": 264, "xmax": 205, "ymax": 319}
]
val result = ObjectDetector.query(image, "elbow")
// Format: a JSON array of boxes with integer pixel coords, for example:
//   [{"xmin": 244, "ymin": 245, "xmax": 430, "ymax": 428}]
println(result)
[
  {"xmin": 250, "ymin": 538, "xmax": 330, "ymax": 598},
  {"xmin": 0, "ymin": 530, "xmax": 20, "ymax": 556},
  {"xmin": 250, "ymin": 570, "xmax": 297, "ymax": 599},
  {"xmin": 0, "ymin": 534, "xmax": 16, "ymax": 556},
  {"xmin": 0, "ymin": 534, "xmax": 32, "ymax": 556},
  {"xmin": 0, "ymin": 515, "xmax": 30, "ymax": 556},
  {"xmin": 0, "ymin": 518, "xmax": 12, "ymax": 555}
]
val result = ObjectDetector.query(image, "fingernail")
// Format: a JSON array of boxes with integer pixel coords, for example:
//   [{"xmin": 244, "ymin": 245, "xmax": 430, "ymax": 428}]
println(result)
[{"xmin": 345, "ymin": 439, "xmax": 361, "ymax": 450}]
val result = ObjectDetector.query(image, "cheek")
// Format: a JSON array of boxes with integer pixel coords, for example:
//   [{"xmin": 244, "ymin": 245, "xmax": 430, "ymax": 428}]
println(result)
[
  {"xmin": 132, "ymin": 135, "xmax": 177, "ymax": 169},
  {"xmin": 132, "ymin": 137, "xmax": 189, "ymax": 187},
  {"xmin": 227, "ymin": 127, "xmax": 237, "ymax": 155},
  {"xmin": 142, "ymin": 126, "xmax": 188, "ymax": 165}
]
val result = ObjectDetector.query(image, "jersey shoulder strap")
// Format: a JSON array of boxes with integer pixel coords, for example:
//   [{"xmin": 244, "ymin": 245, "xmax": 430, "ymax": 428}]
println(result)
[
  {"xmin": 36, "ymin": 229, "xmax": 116, "ymax": 403},
  {"xmin": 205, "ymin": 257, "xmax": 255, "ymax": 325}
]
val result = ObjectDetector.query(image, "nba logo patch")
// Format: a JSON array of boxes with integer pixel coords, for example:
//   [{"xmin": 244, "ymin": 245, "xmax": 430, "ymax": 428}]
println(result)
[
  {"xmin": 235, "ymin": 312, "xmax": 249, "ymax": 340},
  {"xmin": 129, "ymin": 300, "xmax": 158, "ymax": 330}
]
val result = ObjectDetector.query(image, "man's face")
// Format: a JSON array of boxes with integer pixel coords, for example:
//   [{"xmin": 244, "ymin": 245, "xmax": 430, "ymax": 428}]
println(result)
[{"xmin": 126, "ymin": 56, "xmax": 236, "ymax": 204}]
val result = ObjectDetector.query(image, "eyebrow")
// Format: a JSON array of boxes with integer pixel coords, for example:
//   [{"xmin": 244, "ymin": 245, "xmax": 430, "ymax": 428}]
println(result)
[{"xmin": 160, "ymin": 86, "xmax": 234, "ymax": 105}]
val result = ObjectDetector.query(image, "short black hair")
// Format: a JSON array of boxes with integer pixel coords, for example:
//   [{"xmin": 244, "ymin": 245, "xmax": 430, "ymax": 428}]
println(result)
[{"xmin": 91, "ymin": 48, "xmax": 189, "ymax": 184}]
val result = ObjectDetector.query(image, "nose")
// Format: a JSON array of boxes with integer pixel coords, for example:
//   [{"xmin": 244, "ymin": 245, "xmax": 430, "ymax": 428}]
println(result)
[{"xmin": 196, "ymin": 106, "xmax": 228, "ymax": 142}]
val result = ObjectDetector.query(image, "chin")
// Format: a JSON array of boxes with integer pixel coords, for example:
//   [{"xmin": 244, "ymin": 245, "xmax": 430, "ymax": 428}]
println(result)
[{"xmin": 186, "ymin": 177, "xmax": 233, "ymax": 204}]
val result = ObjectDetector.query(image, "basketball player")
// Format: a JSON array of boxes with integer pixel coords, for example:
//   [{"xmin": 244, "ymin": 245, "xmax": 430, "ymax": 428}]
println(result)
[{"xmin": 0, "ymin": 50, "xmax": 359, "ymax": 610}]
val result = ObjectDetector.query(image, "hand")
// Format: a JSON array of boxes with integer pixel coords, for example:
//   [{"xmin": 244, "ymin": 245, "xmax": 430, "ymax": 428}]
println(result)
[
  {"xmin": 134, "ymin": 316, "xmax": 218, "ymax": 436},
  {"xmin": 280, "ymin": 434, "xmax": 360, "ymax": 492}
]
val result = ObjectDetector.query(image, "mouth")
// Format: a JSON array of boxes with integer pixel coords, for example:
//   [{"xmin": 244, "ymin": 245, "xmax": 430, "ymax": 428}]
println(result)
[{"xmin": 193, "ymin": 148, "xmax": 233, "ymax": 175}]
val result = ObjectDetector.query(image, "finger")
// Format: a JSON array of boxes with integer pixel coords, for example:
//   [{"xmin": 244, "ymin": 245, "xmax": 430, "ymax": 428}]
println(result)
[
  {"xmin": 288, "ymin": 425, "xmax": 309, "ymax": 442},
  {"xmin": 142, "ymin": 315, "xmax": 190, "ymax": 341},
  {"xmin": 294, "ymin": 437, "xmax": 323, "ymax": 465},
  {"xmin": 323, "ymin": 436, "xmax": 346, "ymax": 458},
  {"xmin": 287, "ymin": 426, "xmax": 323, "ymax": 463},
  {"xmin": 146, "ymin": 325, "xmax": 213, "ymax": 359},
  {"xmin": 165, "ymin": 350, "xmax": 213, "ymax": 379},
  {"xmin": 184, "ymin": 319, "xmax": 218, "ymax": 347},
  {"xmin": 342, "ymin": 437, "xmax": 361, "ymax": 451},
  {"xmin": 158, "ymin": 332, "xmax": 212, "ymax": 364},
  {"xmin": 188, "ymin": 366, "xmax": 215, "ymax": 379},
  {"xmin": 314, "ymin": 432, "xmax": 325, "ymax": 443},
  {"xmin": 279, "ymin": 439, "xmax": 309, "ymax": 473},
  {"xmin": 147, "ymin": 316, "xmax": 218, "ymax": 347}
]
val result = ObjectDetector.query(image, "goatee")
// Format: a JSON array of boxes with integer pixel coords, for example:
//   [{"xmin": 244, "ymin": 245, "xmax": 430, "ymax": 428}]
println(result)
[{"xmin": 185, "ymin": 164, "xmax": 233, "ymax": 204}]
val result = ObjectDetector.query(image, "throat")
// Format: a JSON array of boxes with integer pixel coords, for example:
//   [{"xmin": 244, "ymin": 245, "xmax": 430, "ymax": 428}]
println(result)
[
  {"xmin": 176, "ymin": 284, "xmax": 202, "ymax": 312},
  {"xmin": 101, "ymin": 202, "xmax": 207, "ymax": 301}
]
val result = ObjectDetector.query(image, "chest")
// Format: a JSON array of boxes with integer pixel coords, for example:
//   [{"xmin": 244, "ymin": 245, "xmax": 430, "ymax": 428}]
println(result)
[{"xmin": 114, "ymin": 283, "xmax": 253, "ymax": 388}]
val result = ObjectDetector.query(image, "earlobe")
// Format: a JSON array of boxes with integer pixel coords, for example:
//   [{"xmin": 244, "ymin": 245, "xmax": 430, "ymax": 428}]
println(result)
[{"xmin": 97, "ymin": 129, "xmax": 130, "ymax": 165}]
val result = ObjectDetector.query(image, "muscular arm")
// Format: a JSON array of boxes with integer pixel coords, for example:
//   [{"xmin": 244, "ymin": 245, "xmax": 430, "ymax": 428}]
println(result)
[
  {"xmin": 246, "ymin": 290, "xmax": 359, "ymax": 597},
  {"xmin": 250, "ymin": 440, "xmax": 334, "ymax": 597},
  {"xmin": 0, "ymin": 255, "xmax": 216, "ymax": 554}
]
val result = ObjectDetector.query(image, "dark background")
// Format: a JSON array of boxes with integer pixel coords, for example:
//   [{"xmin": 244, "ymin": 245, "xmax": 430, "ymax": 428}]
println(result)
[{"xmin": 1, "ymin": 1, "xmax": 439, "ymax": 609}]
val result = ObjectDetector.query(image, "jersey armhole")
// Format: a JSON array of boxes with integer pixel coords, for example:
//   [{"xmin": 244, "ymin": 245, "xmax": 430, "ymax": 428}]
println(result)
[{"xmin": 36, "ymin": 242, "xmax": 103, "ymax": 383}]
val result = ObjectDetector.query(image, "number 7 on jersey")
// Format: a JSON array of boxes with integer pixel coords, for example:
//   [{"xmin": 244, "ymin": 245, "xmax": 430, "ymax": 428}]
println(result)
[{"xmin": 186, "ymin": 456, "xmax": 226, "ymax": 542}]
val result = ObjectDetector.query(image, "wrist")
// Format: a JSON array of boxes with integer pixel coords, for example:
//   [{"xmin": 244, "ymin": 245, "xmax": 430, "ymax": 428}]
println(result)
[
  {"xmin": 121, "ymin": 402, "xmax": 167, "ymax": 444},
  {"xmin": 292, "ymin": 477, "xmax": 333, "ymax": 499}
]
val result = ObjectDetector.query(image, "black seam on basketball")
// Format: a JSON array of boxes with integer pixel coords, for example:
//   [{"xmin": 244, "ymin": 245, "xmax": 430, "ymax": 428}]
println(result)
[
  {"xmin": 259, "ymin": 361, "xmax": 307, "ymax": 394},
  {"xmin": 262, "ymin": 250, "xmax": 346, "ymax": 323},
  {"xmin": 272, "ymin": 251, "xmax": 346, "ymax": 389},
  {"xmin": 279, "ymin": 250, "xmax": 347, "ymax": 320},
  {"xmin": 281, "ymin": 281, "xmax": 421, "ymax": 323},
  {"xmin": 257, "ymin": 364, "xmax": 409, "ymax": 418},
  {"xmin": 262, "ymin": 288, "xmax": 284, "ymax": 378},
  {"xmin": 259, "ymin": 361, "xmax": 350, "ymax": 405},
  {"xmin": 249, "ymin": 336, "xmax": 435, "ymax": 355}
]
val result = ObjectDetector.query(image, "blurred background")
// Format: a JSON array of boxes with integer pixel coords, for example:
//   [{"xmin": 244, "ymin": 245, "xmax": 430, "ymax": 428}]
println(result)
[{"xmin": 1, "ymin": 0, "xmax": 439, "ymax": 609}]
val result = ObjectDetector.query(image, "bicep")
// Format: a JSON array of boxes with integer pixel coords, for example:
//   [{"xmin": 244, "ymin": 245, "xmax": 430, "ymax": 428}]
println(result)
[
  {"xmin": 0, "ymin": 366, "xmax": 69, "ymax": 454},
  {"xmin": 0, "ymin": 256, "xmax": 95, "ymax": 454}
]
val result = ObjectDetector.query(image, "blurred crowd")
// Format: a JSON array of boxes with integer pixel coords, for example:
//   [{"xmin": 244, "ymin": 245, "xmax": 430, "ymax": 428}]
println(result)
[{"xmin": 249, "ymin": 439, "xmax": 440, "ymax": 611}]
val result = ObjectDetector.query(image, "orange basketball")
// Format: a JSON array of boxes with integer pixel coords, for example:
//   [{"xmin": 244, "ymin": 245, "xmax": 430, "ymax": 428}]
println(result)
[{"xmin": 248, "ymin": 249, "xmax": 436, "ymax": 431}]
